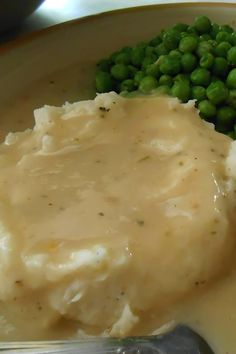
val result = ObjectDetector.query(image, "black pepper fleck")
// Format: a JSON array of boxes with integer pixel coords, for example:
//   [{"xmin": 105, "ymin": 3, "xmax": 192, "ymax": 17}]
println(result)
[
  {"xmin": 136, "ymin": 220, "xmax": 144, "ymax": 226},
  {"xmin": 99, "ymin": 106, "xmax": 110, "ymax": 112},
  {"xmin": 15, "ymin": 280, "xmax": 23, "ymax": 286},
  {"xmin": 98, "ymin": 212, "xmax": 104, "ymax": 216},
  {"xmin": 137, "ymin": 155, "xmax": 150, "ymax": 162},
  {"xmin": 195, "ymin": 280, "xmax": 206, "ymax": 286}
]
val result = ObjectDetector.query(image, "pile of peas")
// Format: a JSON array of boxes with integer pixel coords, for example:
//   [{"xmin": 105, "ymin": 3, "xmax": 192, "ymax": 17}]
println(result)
[{"xmin": 95, "ymin": 16, "xmax": 236, "ymax": 139}]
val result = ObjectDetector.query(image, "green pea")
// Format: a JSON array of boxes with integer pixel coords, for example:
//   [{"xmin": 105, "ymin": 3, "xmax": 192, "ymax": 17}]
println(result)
[
  {"xmin": 136, "ymin": 41, "xmax": 148, "ymax": 50},
  {"xmin": 173, "ymin": 23, "xmax": 189, "ymax": 33},
  {"xmin": 171, "ymin": 80, "xmax": 191, "ymax": 102},
  {"xmin": 175, "ymin": 73, "xmax": 190, "ymax": 83},
  {"xmin": 206, "ymin": 80, "xmax": 229, "ymax": 105},
  {"xmin": 110, "ymin": 51, "xmax": 120, "ymax": 63},
  {"xmin": 179, "ymin": 36, "xmax": 199, "ymax": 53},
  {"xmin": 196, "ymin": 41, "xmax": 213, "ymax": 57},
  {"xmin": 214, "ymin": 41, "xmax": 231, "ymax": 58},
  {"xmin": 128, "ymin": 65, "xmax": 138, "ymax": 77},
  {"xmin": 145, "ymin": 46, "xmax": 156, "ymax": 56},
  {"xmin": 131, "ymin": 47, "xmax": 145, "ymax": 67},
  {"xmin": 180, "ymin": 32, "xmax": 189, "ymax": 39},
  {"xmin": 169, "ymin": 49, "xmax": 182, "ymax": 59},
  {"xmin": 227, "ymin": 89, "xmax": 236, "ymax": 109},
  {"xmin": 210, "ymin": 23, "xmax": 220, "ymax": 38},
  {"xmin": 191, "ymin": 86, "xmax": 206, "ymax": 101},
  {"xmin": 227, "ymin": 131, "xmax": 236, "ymax": 139},
  {"xmin": 115, "ymin": 52, "xmax": 131, "ymax": 64},
  {"xmin": 163, "ymin": 29, "xmax": 181, "ymax": 50},
  {"xmin": 157, "ymin": 55, "xmax": 165, "ymax": 65},
  {"xmin": 190, "ymin": 68, "xmax": 211, "ymax": 87},
  {"xmin": 139, "ymin": 76, "xmax": 158, "ymax": 93},
  {"xmin": 187, "ymin": 26, "xmax": 198, "ymax": 35},
  {"xmin": 216, "ymin": 31, "xmax": 232, "ymax": 43},
  {"xmin": 194, "ymin": 16, "xmax": 212, "ymax": 34},
  {"xmin": 212, "ymin": 57, "xmax": 229, "ymax": 78},
  {"xmin": 95, "ymin": 71, "xmax": 114, "ymax": 93},
  {"xmin": 96, "ymin": 59, "xmax": 111, "ymax": 72},
  {"xmin": 159, "ymin": 30, "xmax": 166, "ymax": 40},
  {"xmin": 159, "ymin": 74, "xmax": 173, "ymax": 86},
  {"xmin": 217, "ymin": 106, "xmax": 236, "ymax": 131},
  {"xmin": 227, "ymin": 46, "xmax": 236, "ymax": 65},
  {"xmin": 181, "ymin": 53, "xmax": 198, "ymax": 73},
  {"xmin": 226, "ymin": 68, "xmax": 236, "ymax": 89},
  {"xmin": 134, "ymin": 71, "xmax": 145, "ymax": 85},
  {"xmin": 155, "ymin": 43, "xmax": 169, "ymax": 57},
  {"xmin": 230, "ymin": 32, "xmax": 236, "ymax": 46},
  {"xmin": 122, "ymin": 47, "xmax": 133, "ymax": 54},
  {"xmin": 120, "ymin": 90, "xmax": 140, "ymax": 98},
  {"xmin": 198, "ymin": 100, "xmax": 216, "ymax": 120},
  {"xmin": 111, "ymin": 63, "xmax": 130, "ymax": 81},
  {"xmin": 200, "ymin": 53, "xmax": 214, "ymax": 69},
  {"xmin": 160, "ymin": 55, "xmax": 181, "ymax": 75},
  {"xmin": 149, "ymin": 36, "xmax": 162, "ymax": 46},
  {"xmin": 208, "ymin": 39, "xmax": 217, "ymax": 47},
  {"xmin": 120, "ymin": 79, "xmax": 136, "ymax": 92},
  {"xmin": 152, "ymin": 85, "xmax": 171, "ymax": 96},
  {"xmin": 145, "ymin": 63, "xmax": 161, "ymax": 78},
  {"xmin": 221, "ymin": 24, "xmax": 234, "ymax": 33},
  {"xmin": 141, "ymin": 55, "xmax": 157, "ymax": 70}
]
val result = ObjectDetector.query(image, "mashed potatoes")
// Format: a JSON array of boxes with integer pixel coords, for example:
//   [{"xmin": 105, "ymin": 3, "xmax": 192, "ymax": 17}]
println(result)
[{"xmin": 0, "ymin": 93, "xmax": 235, "ymax": 340}]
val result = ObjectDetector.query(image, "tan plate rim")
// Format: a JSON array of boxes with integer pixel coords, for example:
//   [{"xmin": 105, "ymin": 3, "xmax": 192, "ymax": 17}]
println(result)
[{"xmin": 1, "ymin": 1, "xmax": 236, "ymax": 56}]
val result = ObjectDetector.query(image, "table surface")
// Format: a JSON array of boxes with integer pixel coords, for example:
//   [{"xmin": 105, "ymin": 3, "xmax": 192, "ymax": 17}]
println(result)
[{"xmin": 1, "ymin": 0, "xmax": 235, "ymax": 44}]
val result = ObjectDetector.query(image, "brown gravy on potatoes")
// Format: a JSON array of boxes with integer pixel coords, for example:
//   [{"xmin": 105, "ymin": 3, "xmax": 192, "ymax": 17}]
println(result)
[{"xmin": 0, "ymin": 91, "xmax": 236, "ymax": 354}]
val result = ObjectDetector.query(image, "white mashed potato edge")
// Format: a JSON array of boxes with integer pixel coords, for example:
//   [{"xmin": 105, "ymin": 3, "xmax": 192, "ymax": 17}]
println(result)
[{"xmin": 33, "ymin": 92, "xmax": 123, "ymax": 128}]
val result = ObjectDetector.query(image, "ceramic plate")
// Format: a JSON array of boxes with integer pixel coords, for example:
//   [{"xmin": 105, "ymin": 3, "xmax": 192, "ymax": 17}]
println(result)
[{"xmin": 1, "ymin": 2, "xmax": 236, "ymax": 139}]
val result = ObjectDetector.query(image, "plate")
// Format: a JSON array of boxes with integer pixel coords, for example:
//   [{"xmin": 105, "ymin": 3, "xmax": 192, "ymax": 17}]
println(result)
[{"xmin": 0, "ymin": 2, "xmax": 236, "ymax": 139}]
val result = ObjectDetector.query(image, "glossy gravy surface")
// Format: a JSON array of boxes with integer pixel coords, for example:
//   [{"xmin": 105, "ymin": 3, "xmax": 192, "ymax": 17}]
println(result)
[{"xmin": 0, "ymin": 93, "xmax": 236, "ymax": 353}]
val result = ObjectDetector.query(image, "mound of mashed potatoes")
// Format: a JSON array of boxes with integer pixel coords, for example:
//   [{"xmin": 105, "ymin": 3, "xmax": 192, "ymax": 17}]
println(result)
[{"xmin": 0, "ymin": 93, "xmax": 235, "ymax": 340}]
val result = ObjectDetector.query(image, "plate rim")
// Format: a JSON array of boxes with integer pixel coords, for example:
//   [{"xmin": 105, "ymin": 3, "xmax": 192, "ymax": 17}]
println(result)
[{"xmin": 1, "ymin": 1, "xmax": 236, "ymax": 56}]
